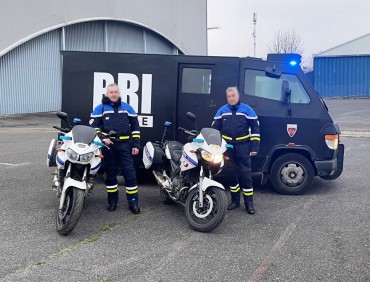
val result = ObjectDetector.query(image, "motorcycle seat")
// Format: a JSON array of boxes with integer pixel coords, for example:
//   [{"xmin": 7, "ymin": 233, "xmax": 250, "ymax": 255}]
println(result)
[{"xmin": 167, "ymin": 141, "xmax": 183, "ymax": 163}]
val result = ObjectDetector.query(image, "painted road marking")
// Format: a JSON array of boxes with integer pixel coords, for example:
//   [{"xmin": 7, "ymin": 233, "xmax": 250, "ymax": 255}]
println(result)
[
  {"xmin": 341, "ymin": 131, "xmax": 370, "ymax": 138},
  {"xmin": 247, "ymin": 198, "xmax": 315, "ymax": 282},
  {"xmin": 0, "ymin": 162, "xmax": 32, "ymax": 168}
]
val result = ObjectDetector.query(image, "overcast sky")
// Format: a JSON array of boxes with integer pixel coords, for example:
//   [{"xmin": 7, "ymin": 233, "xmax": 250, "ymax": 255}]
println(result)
[{"xmin": 207, "ymin": 0, "xmax": 370, "ymax": 65}]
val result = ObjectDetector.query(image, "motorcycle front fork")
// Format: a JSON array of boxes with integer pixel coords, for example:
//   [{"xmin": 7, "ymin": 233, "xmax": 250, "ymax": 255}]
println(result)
[{"xmin": 197, "ymin": 166, "xmax": 213, "ymax": 208}]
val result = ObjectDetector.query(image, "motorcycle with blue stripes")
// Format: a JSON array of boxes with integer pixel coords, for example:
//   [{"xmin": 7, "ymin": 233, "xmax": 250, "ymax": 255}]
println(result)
[
  {"xmin": 46, "ymin": 112, "xmax": 114, "ymax": 235},
  {"xmin": 143, "ymin": 112, "xmax": 230, "ymax": 232}
]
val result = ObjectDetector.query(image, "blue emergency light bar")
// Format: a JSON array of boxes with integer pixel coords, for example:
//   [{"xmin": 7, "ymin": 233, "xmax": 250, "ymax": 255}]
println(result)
[{"xmin": 267, "ymin": 53, "xmax": 301, "ymax": 66}]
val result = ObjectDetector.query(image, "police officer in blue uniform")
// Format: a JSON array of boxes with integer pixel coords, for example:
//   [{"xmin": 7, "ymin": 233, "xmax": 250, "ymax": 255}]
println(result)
[
  {"xmin": 90, "ymin": 83, "xmax": 141, "ymax": 213},
  {"xmin": 212, "ymin": 87, "xmax": 260, "ymax": 214}
]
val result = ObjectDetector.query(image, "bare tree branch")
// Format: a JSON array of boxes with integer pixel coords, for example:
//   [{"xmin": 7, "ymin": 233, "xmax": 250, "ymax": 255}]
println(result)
[{"xmin": 268, "ymin": 29, "xmax": 304, "ymax": 55}]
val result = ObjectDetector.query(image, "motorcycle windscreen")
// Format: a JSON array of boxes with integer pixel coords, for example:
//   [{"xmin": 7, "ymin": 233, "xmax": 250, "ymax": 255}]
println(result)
[
  {"xmin": 200, "ymin": 128, "xmax": 222, "ymax": 146},
  {"xmin": 72, "ymin": 125, "xmax": 96, "ymax": 144}
]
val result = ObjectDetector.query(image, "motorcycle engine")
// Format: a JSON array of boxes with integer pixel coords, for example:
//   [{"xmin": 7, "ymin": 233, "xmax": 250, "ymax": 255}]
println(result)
[{"xmin": 171, "ymin": 176, "xmax": 183, "ymax": 197}]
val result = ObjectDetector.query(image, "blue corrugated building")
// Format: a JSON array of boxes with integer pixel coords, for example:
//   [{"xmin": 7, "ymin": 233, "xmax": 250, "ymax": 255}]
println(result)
[{"xmin": 314, "ymin": 33, "xmax": 370, "ymax": 98}]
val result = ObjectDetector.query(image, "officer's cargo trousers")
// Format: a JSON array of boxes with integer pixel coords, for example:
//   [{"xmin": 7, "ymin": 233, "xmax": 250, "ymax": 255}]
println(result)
[
  {"xmin": 225, "ymin": 142, "xmax": 253, "ymax": 206},
  {"xmin": 103, "ymin": 142, "xmax": 138, "ymax": 206}
]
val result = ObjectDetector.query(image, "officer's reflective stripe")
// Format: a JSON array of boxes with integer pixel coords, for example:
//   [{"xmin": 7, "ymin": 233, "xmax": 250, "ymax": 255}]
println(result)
[
  {"xmin": 230, "ymin": 187, "xmax": 240, "ymax": 193},
  {"xmin": 106, "ymin": 185, "xmax": 118, "ymax": 193},
  {"xmin": 132, "ymin": 135, "xmax": 140, "ymax": 138},
  {"xmin": 119, "ymin": 136, "xmax": 130, "ymax": 140},
  {"xmin": 251, "ymin": 134, "xmax": 260, "ymax": 137},
  {"xmin": 102, "ymin": 110, "xmax": 114, "ymax": 115},
  {"xmin": 222, "ymin": 135, "xmax": 232, "ymax": 140},
  {"xmin": 91, "ymin": 114, "xmax": 102, "ymax": 118},
  {"xmin": 126, "ymin": 186, "xmax": 138, "ymax": 191},
  {"xmin": 118, "ymin": 110, "xmax": 137, "ymax": 117},
  {"xmin": 107, "ymin": 188, "xmax": 118, "ymax": 193},
  {"xmin": 214, "ymin": 112, "xmax": 232, "ymax": 119},
  {"xmin": 236, "ymin": 134, "xmax": 250, "ymax": 141},
  {"xmin": 236, "ymin": 112, "xmax": 258, "ymax": 119},
  {"xmin": 250, "ymin": 137, "xmax": 260, "ymax": 141},
  {"xmin": 132, "ymin": 131, "xmax": 140, "ymax": 134},
  {"xmin": 243, "ymin": 188, "xmax": 253, "ymax": 196},
  {"xmin": 126, "ymin": 189, "xmax": 138, "ymax": 194}
]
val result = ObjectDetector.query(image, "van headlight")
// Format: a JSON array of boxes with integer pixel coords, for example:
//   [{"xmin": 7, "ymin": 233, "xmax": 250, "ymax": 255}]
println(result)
[
  {"xmin": 201, "ymin": 150, "xmax": 223, "ymax": 164},
  {"xmin": 325, "ymin": 134, "xmax": 339, "ymax": 150},
  {"xmin": 80, "ymin": 152, "xmax": 94, "ymax": 162},
  {"xmin": 67, "ymin": 148, "xmax": 79, "ymax": 161}
]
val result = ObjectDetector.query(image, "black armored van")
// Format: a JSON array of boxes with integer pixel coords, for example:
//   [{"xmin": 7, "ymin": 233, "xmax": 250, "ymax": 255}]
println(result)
[{"xmin": 61, "ymin": 51, "xmax": 344, "ymax": 195}]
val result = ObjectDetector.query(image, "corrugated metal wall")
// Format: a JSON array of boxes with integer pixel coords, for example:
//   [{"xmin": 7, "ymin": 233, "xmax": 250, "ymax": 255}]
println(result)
[
  {"xmin": 0, "ymin": 30, "xmax": 62, "ymax": 114},
  {"xmin": 314, "ymin": 56, "xmax": 370, "ymax": 98},
  {"xmin": 0, "ymin": 20, "xmax": 178, "ymax": 114}
]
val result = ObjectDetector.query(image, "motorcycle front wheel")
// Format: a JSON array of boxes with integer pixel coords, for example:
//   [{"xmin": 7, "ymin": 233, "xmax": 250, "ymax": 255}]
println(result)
[
  {"xmin": 185, "ymin": 187, "xmax": 227, "ymax": 233},
  {"xmin": 56, "ymin": 187, "xmax": 85, "ymax": 235}
]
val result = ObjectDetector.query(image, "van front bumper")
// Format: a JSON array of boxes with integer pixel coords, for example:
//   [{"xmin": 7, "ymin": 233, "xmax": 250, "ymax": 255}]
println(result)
[{"xmin": 314, "ymin": 144, "xmax": 344, "ymax": 179}]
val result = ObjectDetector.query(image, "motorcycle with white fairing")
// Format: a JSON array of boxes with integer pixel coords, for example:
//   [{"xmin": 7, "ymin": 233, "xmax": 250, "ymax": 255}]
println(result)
[
  {"xmin": 143, "ymin": 112, "xmax": 231, "ymax": 232},
  {"xmin": 46, "ymin": 112, "xmax": 110, "ymax": 235}
]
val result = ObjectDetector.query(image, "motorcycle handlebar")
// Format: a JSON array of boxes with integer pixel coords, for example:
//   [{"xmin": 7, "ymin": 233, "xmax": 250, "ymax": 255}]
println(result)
[
  {"xmin": 178, "ymin": 127, "xmax": 197, "ymax": 136},
  {"xmin": 53, "ymin": 126, "xmax": 70, "ymax": 133}
]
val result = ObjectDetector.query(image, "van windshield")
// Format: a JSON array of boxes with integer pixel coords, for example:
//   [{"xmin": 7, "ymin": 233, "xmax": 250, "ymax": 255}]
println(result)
[{"xmin": 244, "ymin": 69, "xmax": 311, "ymax": 104}]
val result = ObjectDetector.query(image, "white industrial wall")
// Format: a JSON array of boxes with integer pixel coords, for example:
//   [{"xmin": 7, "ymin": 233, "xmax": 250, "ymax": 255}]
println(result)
[{"xmin": 0, "ymin": 21, "xmax": 178, "ymax": 114}]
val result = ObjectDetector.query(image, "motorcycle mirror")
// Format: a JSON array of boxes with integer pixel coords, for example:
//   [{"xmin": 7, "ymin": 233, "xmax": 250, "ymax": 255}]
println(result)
[
  {"xmin": 56, "ymin": 111, "xmax": 68, "ymax": 121},
  {"xmin": 186, "ymin": 112, "xmax": 196, "ymax": 121},
  {"xmin": 108, "ymin": 130, "xmax": 118, "ymax": 137}
]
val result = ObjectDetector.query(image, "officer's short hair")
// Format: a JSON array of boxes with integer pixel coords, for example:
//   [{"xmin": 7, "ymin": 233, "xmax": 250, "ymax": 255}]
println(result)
[
  {"xmin": 226, "ymin": 87, "xmax": 239, "ymax": 95},
  {"xmin": 106, "ymin": 83, "xmax": 120, "ymax": 92}
]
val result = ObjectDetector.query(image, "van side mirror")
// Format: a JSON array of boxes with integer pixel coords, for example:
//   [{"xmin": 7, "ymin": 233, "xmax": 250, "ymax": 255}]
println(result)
[
  {"xmin": 265, "ymin": 66, "xmax": 281, "ymax": 79},
  {"xmin": 186, "ymin": 112, "xmax": 196, "ymax": 121},
  {"xmin": 281, "ymin": 80, "xmax": 291, "ymax": 104},
  {"xmin": 56, "ymin": 111, "xmax": 68, "ymax": 121},
  {"xmin": 282, "ymin": 80, "xmax": 292, "ymax": 116}
]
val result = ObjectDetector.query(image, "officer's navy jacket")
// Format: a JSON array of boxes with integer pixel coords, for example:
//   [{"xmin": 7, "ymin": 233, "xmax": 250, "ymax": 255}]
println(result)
[
  {"xmin": 212, "ymin": 102, "xmax": 260, "ymax": 152},
  {"xmin": 90, "ymin": 97, "xmax": 141, "ymax": 148}
]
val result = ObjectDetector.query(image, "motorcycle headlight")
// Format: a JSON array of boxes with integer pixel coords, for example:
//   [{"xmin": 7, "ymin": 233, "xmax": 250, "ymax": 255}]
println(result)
[
  {"xmin": 213, "ymin": 154, "xmax": 223, "ymax": 163},
  {"xmin": 201, "ymin": 150, "xmax": 214, "ymax": 162},
  {"xmin": 80, "ymin": 152, "xmax": 94, "ymax": 162},
  {"xmin": 201, "ymin": 151, "xmax": 223, "ymax": 164},
  {"xmin": 67, "ymin": 148, "xmax": 79, "ymax": 161}
]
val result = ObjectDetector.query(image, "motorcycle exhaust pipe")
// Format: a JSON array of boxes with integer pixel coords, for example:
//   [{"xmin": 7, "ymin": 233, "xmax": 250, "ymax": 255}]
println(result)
[{"xmin": 152, "ymin": 170, "xmax": 169, "ymax": 188}]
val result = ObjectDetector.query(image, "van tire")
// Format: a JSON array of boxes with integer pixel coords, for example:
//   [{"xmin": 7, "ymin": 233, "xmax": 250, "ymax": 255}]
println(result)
[{"xmin": 270, "ymin": 153, "xmax": 314, "ymax": 195}]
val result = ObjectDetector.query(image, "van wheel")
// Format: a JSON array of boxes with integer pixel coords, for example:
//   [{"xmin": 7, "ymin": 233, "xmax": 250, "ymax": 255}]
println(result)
[{"xmin": 270, "ymin": 153, "xmax": 314, "ymax": 195}]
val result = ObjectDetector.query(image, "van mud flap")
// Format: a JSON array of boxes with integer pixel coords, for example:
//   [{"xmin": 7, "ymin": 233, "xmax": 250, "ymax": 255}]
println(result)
[{"xmin": 320, "ymin": 144, "xmax": 344, "ymax": 180}]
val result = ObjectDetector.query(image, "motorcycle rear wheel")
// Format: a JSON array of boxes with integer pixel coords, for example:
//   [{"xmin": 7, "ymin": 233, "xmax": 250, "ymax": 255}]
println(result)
[
  {"xmin": 56, "ymin": 187, "xmax": 85, "ymax": 235},
  {"xmin": 185, "ymin": 187, "xmax": 227, "ymax": 233}
]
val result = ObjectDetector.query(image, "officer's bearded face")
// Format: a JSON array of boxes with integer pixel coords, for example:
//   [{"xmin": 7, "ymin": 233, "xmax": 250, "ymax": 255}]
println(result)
[
  {"xmin": 227, "ymin": 90, "xmax": 240, "ymax": 106},
  {"xmin": 106, "ymin": 86, "xmax": 121, "ymax": 102}
]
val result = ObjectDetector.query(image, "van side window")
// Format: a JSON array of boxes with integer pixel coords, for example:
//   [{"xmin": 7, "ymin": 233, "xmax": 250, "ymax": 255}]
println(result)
[
  {"xmin": 244, "ymin": 69, "xmax": 311, "ymax": 104},
  {"xmin": 181, "ymin": 68, "xmax": 212, "ymax": 95}
]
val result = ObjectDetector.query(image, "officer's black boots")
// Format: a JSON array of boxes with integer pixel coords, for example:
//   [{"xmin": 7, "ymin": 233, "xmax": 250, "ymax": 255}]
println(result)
[
  {"xmin": 244, "ymin": 196, "xmax": 255, "ymax": 214},
  {"xmin": 227, "ymin": 190, "xmax": 241, "ymax": 210},
  {"xmin": 107, "ymin": 202, "xmax": 117, "ymax": 212},
  {"xmin": 107, "ymin": 191, "xmax": 119, "ymax": 212},
  {"xmin": 127, "ymin": 194, "xmax": 140, "ymax": 214},
  {"xmin": 227, "ymin": 202, "xmax": 240, "ymax": 210}
]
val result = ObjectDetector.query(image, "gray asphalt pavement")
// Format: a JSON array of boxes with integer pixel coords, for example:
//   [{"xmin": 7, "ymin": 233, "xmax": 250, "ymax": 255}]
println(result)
[{"xmin": 0, "ymin": 99, "xmax": 369, "ymax": 282}]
